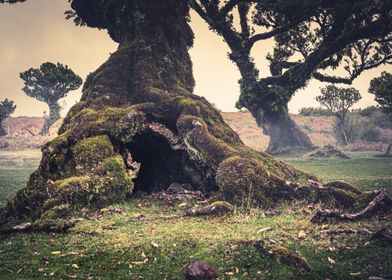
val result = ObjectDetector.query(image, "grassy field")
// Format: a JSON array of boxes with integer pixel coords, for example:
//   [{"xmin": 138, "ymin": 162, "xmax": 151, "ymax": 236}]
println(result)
[
  {"xmin": 0, "ymin": 149, "xmax": 391, "ymax": 279},
  {"xmin": 277, "ymin": 151, "xmax": 392, "ymax": 195}
]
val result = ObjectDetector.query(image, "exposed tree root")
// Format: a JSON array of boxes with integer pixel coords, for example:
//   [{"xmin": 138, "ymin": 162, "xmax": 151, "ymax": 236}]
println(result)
[
  {"xmin": 310, "ymin": 189, "xmax": 392, "ymax": 224},
  {"xmin": 371, "ymin": 228, "xmax": 392, "ymax": 242},
  {"xmin": 0, "ymin": 219, "xmax": 77, "ymax": 235}
]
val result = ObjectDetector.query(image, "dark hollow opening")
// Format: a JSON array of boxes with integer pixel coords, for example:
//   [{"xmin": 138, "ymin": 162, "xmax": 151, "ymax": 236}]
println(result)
[{"xmin": 126, "ymin": 131, "xmax": 216, "ymax": 194}]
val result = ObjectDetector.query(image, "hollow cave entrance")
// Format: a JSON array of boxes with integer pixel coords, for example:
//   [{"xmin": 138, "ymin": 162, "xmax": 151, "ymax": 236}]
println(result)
[{"xmin": 126, "ymin": 130, "xmax": 216, "ymax": 194}]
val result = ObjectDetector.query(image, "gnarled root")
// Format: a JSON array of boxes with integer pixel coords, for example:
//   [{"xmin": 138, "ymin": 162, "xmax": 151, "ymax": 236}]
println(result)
[{"xmin": 310, "ymin": 189, "xmax": 392, "ymax": 224}]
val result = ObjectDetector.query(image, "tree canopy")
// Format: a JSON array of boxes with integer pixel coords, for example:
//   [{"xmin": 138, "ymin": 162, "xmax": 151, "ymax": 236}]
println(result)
[
  {"xmin": 316, "ymin": 85, "xmax": 361, "ymax": 145},
  {"xmin": 20, "ymin": 62, "xmax": 82, "ymax": 105},
  {"xmin": 369, "ymin": 72, "xmax": 392, "ymax": 117},
  {"xmin": 20, "ymin": 62, "xmax": 82, "ymax": 135}
]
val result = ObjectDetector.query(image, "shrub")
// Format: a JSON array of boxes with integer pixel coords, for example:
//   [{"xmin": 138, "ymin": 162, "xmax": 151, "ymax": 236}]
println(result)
[
  {"xmin": 333, "ymin": 113, "xmax": 381, "ymax": 144},
  {"xmin": 299, "ymin": 107, "xmax": 330, "ymax": 117},
  {"xmin": 361, "ymin": 126, "xmax": 381, "ymax": 142}
]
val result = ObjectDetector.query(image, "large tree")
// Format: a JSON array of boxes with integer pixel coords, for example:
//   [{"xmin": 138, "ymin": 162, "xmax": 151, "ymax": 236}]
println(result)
[
  {"xmin": 369, "ymin": 72, "xmax": 392, "ymax": 117},
  {"xmin": 0, "ymin": 98, "xmax": 16, "ymax": 136},
  {"xmin": 316, "ymin": 85, "xmax": 361, "ymax": 145},
  {"xmin": 0, "ymin": 0, "xmax": 377, "ymax": 227},
  {"xmin": 20, "ymin": 62, "xmax": 82, "ymax": 135},
  {"xmin": 191, "ymin": 0, "xmax": 392, "ymax": 154}
]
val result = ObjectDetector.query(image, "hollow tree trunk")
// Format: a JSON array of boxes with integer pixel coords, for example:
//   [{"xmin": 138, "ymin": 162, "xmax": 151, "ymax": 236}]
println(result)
[
  {"xmin": 0, "ymin": 0, "xmax": 364, "ymax": 228},
  {"xmin": 39, "ymin": 102, "xmax": 61, "ymax": 135}
]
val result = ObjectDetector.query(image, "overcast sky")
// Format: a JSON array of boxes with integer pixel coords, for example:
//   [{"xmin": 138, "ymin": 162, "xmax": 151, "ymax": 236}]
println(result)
[{"xmin": 0, "ymin": 0, "xmax": 391, "ymax": 117}]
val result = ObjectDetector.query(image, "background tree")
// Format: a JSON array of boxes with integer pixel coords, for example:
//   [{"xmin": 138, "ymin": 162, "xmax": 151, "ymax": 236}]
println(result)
[
  {"xmin": 0, "ymin": 99, "xmax": 16, "ymax": 136},
  {"xmin": 191, "ymin": 0, "xmax": 392, "ymax": 154},
  {"xmin": 20, "ymin": 62, "xmax": 82, "ymax": 135},
  {"xmin": 316, "ymin": 85, "xmax": 361, "ymax": 145},
  {"xmin": 369, "ymin": 72, "xmax": 392, "ymax": 117}
]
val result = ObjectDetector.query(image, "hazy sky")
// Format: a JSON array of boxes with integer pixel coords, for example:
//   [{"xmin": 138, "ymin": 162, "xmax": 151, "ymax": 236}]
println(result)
[{"xmin": 0, "ymin": 0, "xmax": 391, "ymax": 117}]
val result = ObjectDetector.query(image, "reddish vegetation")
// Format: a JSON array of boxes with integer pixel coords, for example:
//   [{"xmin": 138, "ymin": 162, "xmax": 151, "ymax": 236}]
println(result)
[
  {"xmin": 0, "ymin": 117, "xmax": 62, "ymax": 149},
  {"xmin": 222, "ymin": 112, "xmax": 336, "ymax": 151},
  {"xmin": 1, "ymin": 114, "xmax": 391, "ymax": 152}
]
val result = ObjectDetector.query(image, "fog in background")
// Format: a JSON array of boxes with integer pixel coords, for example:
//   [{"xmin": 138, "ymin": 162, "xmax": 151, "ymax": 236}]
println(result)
[{"xmin": 0, "ymin": 0, "xmax": 390, "ymax": 117}]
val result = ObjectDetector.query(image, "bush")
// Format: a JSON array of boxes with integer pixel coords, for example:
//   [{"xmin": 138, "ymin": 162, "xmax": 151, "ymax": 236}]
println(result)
[
  {"xmin": 370, "ymin": 110, "xmax": 392, "ymax": 129},
  {"xmin": 352, "ymin": 106, "xmax": 379, "ymax": 117},
  {"xmin": 361, "ymin": 126, "xmax": 381, "ymax": 142},
  {"xmin": 333, "ymin": 113, "xmax": 381, "ymax": 144},
  {"xmin": 299, "ymin": 107, "xmax": 330, "ymax": 117}
]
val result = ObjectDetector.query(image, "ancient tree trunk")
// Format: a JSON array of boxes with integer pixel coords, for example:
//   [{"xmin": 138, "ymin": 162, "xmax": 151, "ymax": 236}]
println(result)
[
  {"xmin": 39, "ymin": 102, "xmax": 61, "ymax": 135},
  {"xmin": 231, "ymin": 52, "xmax": 314, "ymax": 155},
  {"xmin": 254, "ymin": 105, "xmax": 314, "ymax": 155},
  {"xmin": 0, "ymin": 0, "xmax": 368, "ymax": 228}
]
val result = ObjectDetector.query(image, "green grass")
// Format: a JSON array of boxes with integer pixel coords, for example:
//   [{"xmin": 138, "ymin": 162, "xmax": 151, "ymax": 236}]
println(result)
[
  {"xmin": 0, "ymin": 149, "xmax": 41, "ymax": 207},
  {"xmin": 0, "ymin": 149, "xmax": 391, "ymax": 279},
  {"xmin": 278, "ymin": 151, "xmax": 392, "ymax": 195}
]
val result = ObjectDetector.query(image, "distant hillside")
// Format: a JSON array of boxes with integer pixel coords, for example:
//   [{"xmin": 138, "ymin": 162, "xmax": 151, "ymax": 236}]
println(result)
[
  {"xmin": 2, "ymin": 113, "xmax": 390, "ymax": 151},
  {"xmin": 222, "ymin": 112, "xmax": 336, "ymax": 151}
]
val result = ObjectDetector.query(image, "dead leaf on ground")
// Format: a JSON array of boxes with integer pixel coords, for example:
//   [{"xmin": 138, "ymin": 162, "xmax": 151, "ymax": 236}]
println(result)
[
  {"xmin": 298, "ymin": 230, "xmax": 307, "ymax": 239},
  {"xmin": 327, "ymin": 257, "xmax": 336, "ymax": 265}
]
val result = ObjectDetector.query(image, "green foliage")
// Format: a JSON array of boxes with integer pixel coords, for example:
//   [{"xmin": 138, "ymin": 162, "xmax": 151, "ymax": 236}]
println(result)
[
  {"xmin": 369, "ymin": 72, "xmax": 392, "ymax": 117},
  {"xmin": 20, "ymin": 62, "xmax": 82, "ymax": 135},
  {"xmin": 20, "ymin": 62, "xmax": 82, "ymax": 104},
  {"xmin": 332, "ymin": 113, "xmax": 381, "ymax": 144},
  {"xmin": 0, "ymin": 99, "xmax": 16, "ymax": 121},
  {"xmin": 0, "ymin": 99, "xmax": 16, "ymax": 136},
  {"xmin": 298, "ymin": 107, "xmax": 330, "ymax": 117},
  {"xmin": 317, "ymin": 85, "xmax": 361, "ymax": 119},
  {"xmin": 317, "ymin": 85, "xmax": 361, "ymax": 145},
  {"xmin": 352, "ymin": 106, "xmax": 379, "ymax": 117}
]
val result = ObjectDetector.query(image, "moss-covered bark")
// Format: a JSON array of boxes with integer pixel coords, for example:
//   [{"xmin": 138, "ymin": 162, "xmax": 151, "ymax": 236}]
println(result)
[{"xmin": 0, "ymin": 0, "xmax": 374, "ymax": 228}]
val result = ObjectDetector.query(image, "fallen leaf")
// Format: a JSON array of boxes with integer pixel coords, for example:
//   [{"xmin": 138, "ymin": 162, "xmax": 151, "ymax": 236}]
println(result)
[
  {"xmin": 151, "ymin": 241, "xmax": 159, "ymax": 248},
  {"xmin": 327, "ymin": 257, "xmax": 336, "ymax": 265},
  {"xmin": 71, "ymin": 264, "xmax": 79, "ymax": 269},
  {"xmin": 67, "ymin": 275, "xmax": 77, "ymax": 279},
  {"xmin": 178, "ymin": 203, "xmax": 187, "ymax": 208},
  {"xmin": 328, "ymin": 247, "xmax": 336, "ymax": 252},
  {"xmin": 257, "ymin": 227, "xmax": 272, "ymax": 234},
  {"xmin": 321, "ymin": 224, "xmax": 329, "ymax": 230},
  {"xmin": 298, "ymin": 230, "xmax": 307, "ymax": 239},
  {"xmin": 129, "ymin": 258, "xmax": 149, "ymax": 268},
  {"xmin": 350, "ymin": 272, "xmax": 361, "ymax": 276},
  {"xmin": 51, "ymin": 251, "xmax": 61, "ymax": 255}
]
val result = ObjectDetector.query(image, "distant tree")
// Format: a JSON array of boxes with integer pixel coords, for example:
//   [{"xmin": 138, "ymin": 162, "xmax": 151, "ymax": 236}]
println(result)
[
  {"xmin": 191, "ymin": 0, "xmax": 392, "ymax": 154},
  {"xmin": 0, "ymin": 99, "xmax": 16, "ymax": 136},
  {"xmin": 316, "ymin": 85, "xmax": 361, "ymax": 145},
  {"xmin": 369, "ymin": 72, "xmax": 392, "ymax": 117},
  {"xmin": 20, "ymin": 62, "xmax": 82, "ymax": 135},
  {"xmin": 298, "ymin": 107, "xmax": 330, "ymax": 117}
]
